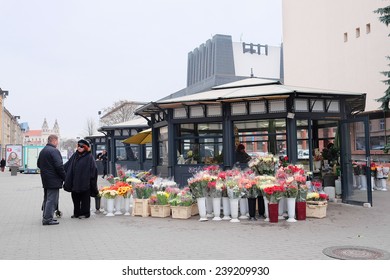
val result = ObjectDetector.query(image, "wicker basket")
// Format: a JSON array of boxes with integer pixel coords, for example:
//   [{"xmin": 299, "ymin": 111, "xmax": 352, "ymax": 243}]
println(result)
[
  {"xmin": 306, "ymin": 201, "xmax": 327, "ymax": 218},
  {"xmin": 171, "ymin": 206, "xmax": 192, "ymax": 219},
  {"xmin": 150, "ymin": 205, "xmax": 171, "ymax": 218},
  {"xmin": 132, "ymin": 198, "xmax": 150, "ymax": 217},
  {"xmin": 191, "ymin": 203, "xmax": 199, "ymax": 216}
]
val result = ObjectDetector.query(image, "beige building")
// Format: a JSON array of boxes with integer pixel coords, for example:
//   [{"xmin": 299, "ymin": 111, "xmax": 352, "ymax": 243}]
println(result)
[
  {"xmin": 282, "ymin": 0, "xmax": 390, "ymax": 111},
  {"xmin": 0, "ymin": 106, "xmax": 24, "ymax": 158}
]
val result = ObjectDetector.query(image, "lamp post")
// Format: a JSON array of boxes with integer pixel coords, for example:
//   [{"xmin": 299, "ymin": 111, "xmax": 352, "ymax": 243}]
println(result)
[{"xmin": 1, "ymin": 88, "xmax": 9, "ymax": 158}]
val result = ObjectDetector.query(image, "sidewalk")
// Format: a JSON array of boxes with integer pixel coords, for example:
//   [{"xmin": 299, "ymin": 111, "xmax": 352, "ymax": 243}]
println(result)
[{"xmin": 0, "ymin": 170, "xmax": 389, "ymax": 260}]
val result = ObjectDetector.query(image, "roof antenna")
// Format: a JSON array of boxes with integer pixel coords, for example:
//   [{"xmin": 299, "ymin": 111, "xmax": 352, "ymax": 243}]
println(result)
[{"xmin": 250, "ymin": 68, "xmax": 254, "ymax": 78}]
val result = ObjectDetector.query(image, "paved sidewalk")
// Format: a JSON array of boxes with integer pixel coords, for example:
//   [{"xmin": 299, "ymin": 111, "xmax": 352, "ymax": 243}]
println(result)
[{"xmin": 0, "ymin": 170, "xmax": 389, "ymax": 260}]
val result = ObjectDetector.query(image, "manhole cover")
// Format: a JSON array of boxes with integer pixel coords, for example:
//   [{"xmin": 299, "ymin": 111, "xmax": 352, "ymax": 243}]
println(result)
[{"xmin": 323, "ymin": 246, "xmax": 390, "ymax": 260}]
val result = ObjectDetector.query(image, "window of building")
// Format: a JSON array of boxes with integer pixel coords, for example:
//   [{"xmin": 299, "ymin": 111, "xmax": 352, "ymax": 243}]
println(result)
[
  {"xmin": 233, "ymin": 119, "xmax": 286, "ymax": 159},
  {"xmin": 380, "ymin": 119, "xmax": 385, "ymax": 130},
  {"xmin": 175, "ymin": 123, "xmax": 223, "ymax": 165},
  {"xmin": 344, "ymin": 32, "xmax": 348, "ymax": 42},
  {"xmin": 356, "ymin": 28, "xmax": 360, "ymax": 38},
  {"xmin": 115, "ymin": 140, "xmax": 139, "ymax": 161},
  {"xmin": 158, "ymin": 126, "xmax": 169, "ymax": 165},
  {"xmin": 366, "ymin": 23, "xmax": 371, "ymax": 34}
]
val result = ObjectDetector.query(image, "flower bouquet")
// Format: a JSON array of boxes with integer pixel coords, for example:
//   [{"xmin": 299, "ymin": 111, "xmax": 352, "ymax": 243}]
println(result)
[
  {"xmin": 284, "ymin": 181, "xmax": 298, "ymax": 198},
  {"xmin": 239, "ymin": 174, "xmax": 259, "ymax": 198},
  {"xmin": 225, "ymin": 175, "xmax": 242, "ymax": 199},
  {"xmin": 307, "ymin": 192, "xmax": 328, "ymax": 201},
  {"xmin": 115, "ymin": 182, "xmax": 133, "ymax": 198},
  {"xmin": 170, "ymin": 187, "xmax": 194, "ymax": 219},
  {"xmin": 263, "ymin": 185, "xmax": 285, "ymax": 204},
  {"xmin": 248, "ymin": 154, "xmax": 276, "ymax": 175},
  {"xmin": 133, "ymin": 183, "xmax": 154, "ymax": 199},
  {"xmin": 169, "ymin": 188, "xmax": 194, "ymax": 207},
  {"xmin": 99, "ymin": 186, "xmax": 119, "ymax": 199}
]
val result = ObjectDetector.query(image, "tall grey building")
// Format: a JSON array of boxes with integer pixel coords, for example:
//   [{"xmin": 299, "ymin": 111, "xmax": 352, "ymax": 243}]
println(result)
[{"xmin": 162, "ymin": 34, "xmax": 281, "ymax": 100}]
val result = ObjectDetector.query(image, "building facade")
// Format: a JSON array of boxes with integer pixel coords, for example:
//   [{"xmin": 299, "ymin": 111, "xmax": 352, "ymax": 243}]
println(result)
[{"xmin": 23, "ymin": 118, "xmax": 60, "ymax": 146}]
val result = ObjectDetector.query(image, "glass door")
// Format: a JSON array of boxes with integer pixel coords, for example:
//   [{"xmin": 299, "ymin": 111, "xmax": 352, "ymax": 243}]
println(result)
[{"xmin": 340, "ymin": 116, "xmax": 372, "ymax": 206}]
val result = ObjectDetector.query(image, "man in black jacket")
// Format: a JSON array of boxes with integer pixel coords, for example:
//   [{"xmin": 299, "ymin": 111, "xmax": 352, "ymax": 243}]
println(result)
[{"xmin": 37, "ymin": 134, "xmax": 66, "ymax": 226}]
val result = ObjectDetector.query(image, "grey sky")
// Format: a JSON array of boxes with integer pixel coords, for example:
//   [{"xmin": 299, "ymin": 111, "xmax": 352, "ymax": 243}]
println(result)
[{"xmin": 0, "ymin": 0, "xmax": 282, "ymax": 139}]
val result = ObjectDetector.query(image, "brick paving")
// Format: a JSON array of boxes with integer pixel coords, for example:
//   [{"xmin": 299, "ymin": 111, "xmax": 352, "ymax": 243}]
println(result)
[{"xmin": 0, "ymin": 171, "xmax": 389, "ymax": 260}]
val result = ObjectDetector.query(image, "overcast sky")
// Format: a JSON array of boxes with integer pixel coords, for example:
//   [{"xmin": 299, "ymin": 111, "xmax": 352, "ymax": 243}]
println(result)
[{"xmin": 0, "ymin": 0, "xmax": 282, "ymax": 139}]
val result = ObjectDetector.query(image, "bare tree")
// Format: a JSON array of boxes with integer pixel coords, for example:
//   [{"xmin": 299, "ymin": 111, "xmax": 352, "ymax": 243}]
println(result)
[
  {"xmin": 84, "ymin": 118, "xmax": 97, "ymax": 136},
  {"xmin": 100, "ymin": 100, "xmax": 146, "ymax": 126}
]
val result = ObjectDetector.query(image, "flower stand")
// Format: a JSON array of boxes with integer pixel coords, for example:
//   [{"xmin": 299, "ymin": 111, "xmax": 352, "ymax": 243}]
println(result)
[
  {"xmin": 263, "ymin": 196, "xmax": 269, "ymax": 222},
  {"xmin": 114, "ymin": 196, "xmax": 123, "ymax": 215},
  {"xmin": 123, "ymin": 197, "xmax": 131, "ymax": 216},
  {"xmin": 105, "ymin": 198, "xmax": 115, "ymax": 217},
  {"xmin": 278, "ymin": 197, "xmax": 286, "ymax": 220},
  {"xmin": 247, "ymin": 197, "xmax": 257, "ymax": 220},
  {"xmin": 196, "ymin": 197, "xmax": 208, "ymax": 221},
  {"xmin": 171, "ymin": 206, "xmax": 192, "ymax": 219},
  {"xmin": 359, "ymin": 175, "xmax": 367, "ymax": 190},
  {"xmin": 239, "ymin": 198, "xmax": 248, "ymax": 220},
  {"xmin": 306, "ymin": 201, "xmax": 327, "ymax": 218},
  {"xmin": 212, "ymin": 197, "xmax": 222, "ymax": 221},
  {"xmin": 229, "ymin": 198, "xmax": 240, "ymax": 223},
  {"xmin": 132, "ymin": 198, "xmax": 150, "ymax": 217},
  {"xmin": 222, "ymin": 197, "xmax": 231, "ymax": 220},
  {"xmin": 286, "ymin": 197, "xmax": 297, "ymax": 222},
  {"xmin": 314, "ymin": 160, "xmax": 322, "ymax": 172},
  {"xmin": 295, "ymin": 201, "xmax": 306, "ymax": 220},
  {"xmin": 206, "ymin": 197, "xmax": 214, "ymax": 218},
  {"xmin": 101, "ymin": 197, "xmax": 107, "ymax": 214},
  {"xmin": 191, "ymin": 203, "xmax": 199, "ymax": 216},
  {"xmin": 268, "ymin": 203, "xmax": 279, "ymax": 223},
  {"xmin": 150, "ymin": 205, "xmax": 171, "ymax": 218}
]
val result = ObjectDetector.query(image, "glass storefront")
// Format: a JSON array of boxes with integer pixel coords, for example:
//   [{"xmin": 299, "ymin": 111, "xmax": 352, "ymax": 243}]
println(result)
[{"xmin": 175, "ymin": 123, "xmax": 223, "ymax": 165}]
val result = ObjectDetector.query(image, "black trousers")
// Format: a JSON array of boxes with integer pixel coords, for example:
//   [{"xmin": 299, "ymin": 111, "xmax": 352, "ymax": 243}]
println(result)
[
  {"xmin": 71, "ymin": 190, "xmax": 91, "ymax": 217},
  {"xmin": 257, "ymin": 195, "xmax": 265, "ymax": 216}
]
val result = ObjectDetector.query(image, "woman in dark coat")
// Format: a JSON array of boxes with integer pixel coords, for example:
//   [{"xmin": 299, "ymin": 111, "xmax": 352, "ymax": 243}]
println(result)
[{"xmin": 64, "ymin": 139, "xmax": 98, "ymax": 219}]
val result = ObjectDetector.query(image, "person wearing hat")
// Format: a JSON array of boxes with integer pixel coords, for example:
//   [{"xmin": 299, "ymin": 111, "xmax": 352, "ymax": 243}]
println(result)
[
  {"xmin": 235, "ymin": 143, "xmax": 251, "ymax": 163},
  {"xmin": 63, "ymin": 139, "xmax": 98, "ymax": 219}
]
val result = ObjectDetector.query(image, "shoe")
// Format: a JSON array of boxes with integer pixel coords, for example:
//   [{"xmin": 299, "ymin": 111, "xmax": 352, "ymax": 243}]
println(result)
[
  {"xmin": 42, "ymin": 220, "xmax": 59, "ymax": 226},
  {"xmin": 78, "ymin": 215, "xmax": 90, "ymax": 219},
  {"xmin": 71, "ymin": 215, "xmax": 79, "ymax": 219}
]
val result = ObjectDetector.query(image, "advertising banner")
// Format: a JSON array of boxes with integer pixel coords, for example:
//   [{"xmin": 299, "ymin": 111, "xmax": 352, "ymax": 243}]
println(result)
[{"xmin": 5, "ymin": 144, "xmax": 23, "ymax": 167}]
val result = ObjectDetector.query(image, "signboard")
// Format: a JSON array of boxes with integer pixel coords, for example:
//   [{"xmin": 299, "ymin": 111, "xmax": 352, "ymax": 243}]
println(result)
[{"xmin": 5, "ymin": 144, "xmax": 23, "ymax": 167}]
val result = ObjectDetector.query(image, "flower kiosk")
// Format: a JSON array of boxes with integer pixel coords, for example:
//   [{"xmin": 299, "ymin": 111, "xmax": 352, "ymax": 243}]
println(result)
[{"xmin": 135, "ymin": 78, "xmax": 371, "ymax": 206}]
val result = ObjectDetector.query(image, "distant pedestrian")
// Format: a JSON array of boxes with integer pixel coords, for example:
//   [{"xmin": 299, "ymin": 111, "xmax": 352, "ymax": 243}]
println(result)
[
  {"xmin": 64, "ymin": 139, "xmax": 98, "ymax": 219},
  {"xmin": 37, "ymin": 134, "xmax": 66, "ymax": 226},
  {"xmin": 97, "ymin": 149, "xmax": 108, "ymax": 179},
  {"xmin": 0, "ymin": 158, "xmax": 5, "ymax": 172}
]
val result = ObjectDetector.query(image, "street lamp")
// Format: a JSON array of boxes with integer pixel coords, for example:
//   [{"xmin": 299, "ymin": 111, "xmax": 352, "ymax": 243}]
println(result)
[{"xmin": 1, "ymin": 88, "xmax": 9, "ymax": 158}]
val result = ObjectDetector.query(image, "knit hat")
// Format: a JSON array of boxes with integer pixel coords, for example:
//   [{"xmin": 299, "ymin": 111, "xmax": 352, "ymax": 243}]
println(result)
[
  {"xmin": 78, "ymin": 139, "xmax": 90, "ymax": 148},
  {"xmin": 237, "ymin": 144, "xmax": 245, "ymax": 151}
]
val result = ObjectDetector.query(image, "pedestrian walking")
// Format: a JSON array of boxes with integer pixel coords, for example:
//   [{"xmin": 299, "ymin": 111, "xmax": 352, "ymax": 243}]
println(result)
[
  {"xmin": 37, "ymin": 134, "xmax": 66, "ymax": 226},
  {"xmin": 64, "ymin": 139, "xmax": 98, "ymax": 219},
  {"xmin": 0, "ymin": 158, "xmax": 6, "ymax": 172},
  {"xmin": 97, "ymin": 149, "xmax": 108, "ymax": 179}
]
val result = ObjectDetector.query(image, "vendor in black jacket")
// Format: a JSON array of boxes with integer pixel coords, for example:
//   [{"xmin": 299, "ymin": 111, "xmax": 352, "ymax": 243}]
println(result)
[{"xmin": 64, "ymin": 139, "xmax": 98, "ymax": 219}]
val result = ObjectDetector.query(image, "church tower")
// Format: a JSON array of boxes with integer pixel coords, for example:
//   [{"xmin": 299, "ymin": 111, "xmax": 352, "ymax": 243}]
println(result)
[
  {"xmin": 42, "ymin": 118, "xmax": 49, "ymax": 132},
  {"xmin": 53, "ymin": 119, "xmax": 60, "ymax": 135}
]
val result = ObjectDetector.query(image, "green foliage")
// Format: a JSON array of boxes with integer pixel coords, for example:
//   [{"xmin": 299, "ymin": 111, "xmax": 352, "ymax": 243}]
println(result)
[{"xmin": 374, "ymin": 5, "xmax": 390, "ymax": 110}]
